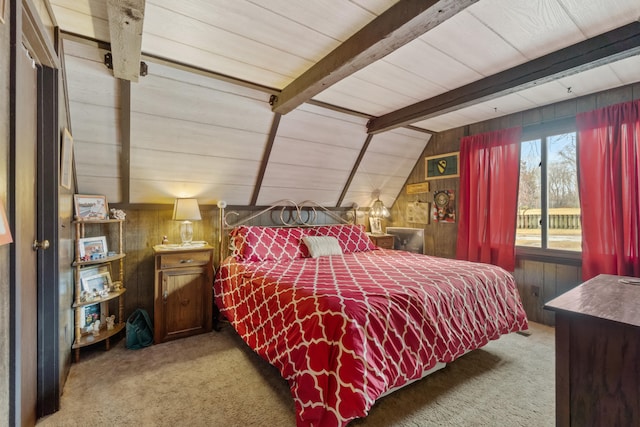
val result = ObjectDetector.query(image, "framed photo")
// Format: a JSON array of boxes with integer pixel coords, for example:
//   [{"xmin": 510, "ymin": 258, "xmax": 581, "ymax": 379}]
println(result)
[
  {"xmin": 386, "ymin": 227, "xmax": 425, "ymax": 254},
  {"xmin": 82, "ymin": 303, "xmax": 101, "ymax": 329},
  {"xmin": 79, "ymin": 265, "xmax": 111, "ymax": 286},
  {"xmin": 406, "ymin": 201, "xmax": 430, "ymax": 224},
  {"xmin": 74, "ymin": 194, "xmax": 109, "ymax": 221},
  {"xmin": 425, "ymin": 151, "xmax": 459, "ymax": 180},
  {"xmin": 78, "ymin": 236, "xmax": 108, "ymax": 259},
  {"xmin": 369, "ymin": 217, "xmax": 382, "ymax": 234},
  {"xmin": 80, "ymin": 264, "xmax": 110, "ymax": 278},
  {"xmin": 81, "ymin": 272, "xmax": 113, "ymax": 293},
  {"xmin": 60, "ymin": 128, "xmax": 74, "ymax": 190},
  {"xmin": 0, "ymin": 200, "xmax": 12, "ymax": 246}
]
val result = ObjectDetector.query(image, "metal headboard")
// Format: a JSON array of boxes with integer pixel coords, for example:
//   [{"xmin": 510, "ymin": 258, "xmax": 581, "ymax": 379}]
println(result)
[{"xmin": 216, "ymin": 199, "xmax": 359, "ymax": 265}]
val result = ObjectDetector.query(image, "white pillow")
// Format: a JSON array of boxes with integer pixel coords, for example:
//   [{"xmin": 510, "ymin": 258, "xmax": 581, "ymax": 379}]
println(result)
[{"xmin": 302, "ymin": 236, "xmax": 343, "ymax": 258}]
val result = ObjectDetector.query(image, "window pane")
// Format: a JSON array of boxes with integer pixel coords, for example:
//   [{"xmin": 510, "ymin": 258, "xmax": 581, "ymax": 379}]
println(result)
[
  {"xmin": 547, "ymin": 132, "xmax": 581, "ymax": 251},
  {"xmin": 517, "ymin": 139, "xmax": 541, "ymax": 248}
]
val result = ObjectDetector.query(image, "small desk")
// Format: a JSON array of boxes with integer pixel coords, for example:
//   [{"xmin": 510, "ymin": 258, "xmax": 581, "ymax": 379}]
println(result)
[{"xmin": 545, "ymin": 274, "xmax": 640, "ymax": 427}]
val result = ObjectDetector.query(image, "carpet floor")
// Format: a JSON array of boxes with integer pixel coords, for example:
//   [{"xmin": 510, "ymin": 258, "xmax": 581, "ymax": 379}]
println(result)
[{"xmin": 37, "ymin": 321, "xmax": 555, "ymax": 427}]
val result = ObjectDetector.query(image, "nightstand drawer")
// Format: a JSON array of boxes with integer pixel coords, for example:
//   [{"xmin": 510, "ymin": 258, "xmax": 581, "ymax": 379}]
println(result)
[
  {"xmin": 159, "ymin": 251, "xmax": 211, "ymax": 269},
  {"xmin": 369, "ymin": 234, "xmax": 394, "ymax": 249}
]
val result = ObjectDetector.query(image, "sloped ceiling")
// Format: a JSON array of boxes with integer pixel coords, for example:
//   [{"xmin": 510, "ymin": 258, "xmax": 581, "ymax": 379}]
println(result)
[{"xmin": 50, "ymin": 0, "xmax": 640, "ymax": 208}]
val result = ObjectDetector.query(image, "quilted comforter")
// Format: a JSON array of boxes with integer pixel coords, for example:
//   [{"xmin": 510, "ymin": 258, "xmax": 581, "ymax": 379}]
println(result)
[{"xmin": 214, "ymin": 249, "xmax": 528, "ymax": 426}]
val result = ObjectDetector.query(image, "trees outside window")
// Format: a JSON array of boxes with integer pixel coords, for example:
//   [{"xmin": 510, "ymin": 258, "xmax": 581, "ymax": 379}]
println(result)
[{"xmin": 516, "ymin": 131, "xmax": 581, "ymax": 252}]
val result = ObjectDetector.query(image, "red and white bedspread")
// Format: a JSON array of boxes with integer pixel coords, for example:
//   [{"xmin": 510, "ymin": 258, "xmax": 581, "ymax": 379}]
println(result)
[{"xmin": 214, "ymin": 249, "xmax": 528, "ymax": 426}]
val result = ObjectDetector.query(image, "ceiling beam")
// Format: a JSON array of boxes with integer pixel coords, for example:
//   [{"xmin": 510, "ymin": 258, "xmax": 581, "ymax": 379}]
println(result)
[
  {"xmin": 106, "ymin": 0, "xmax": 145, "ymax": 82},
  {"xmin": 337, "ymin": 134, "xmax": 373, "ymax": 208},
  {"xmin": 367, "ymin": 21, "xmax": 640, "ymax": 134},
  {"xmin": 270, "ymin": 0, "xmax": 479, "ymax": 115},
  {"xmin": 251, "ymin": 114, "xmax": 281, "ymax": 206}
]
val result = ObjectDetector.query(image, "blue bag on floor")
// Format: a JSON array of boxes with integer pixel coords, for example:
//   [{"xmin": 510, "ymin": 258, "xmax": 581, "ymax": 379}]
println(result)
[{"xmin": 126, "ymin": 308, "xmax": 153, "ymax": 349}]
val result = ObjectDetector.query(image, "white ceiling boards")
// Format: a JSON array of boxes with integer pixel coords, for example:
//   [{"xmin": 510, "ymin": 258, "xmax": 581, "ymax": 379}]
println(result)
[
  {"xmin": 129, "ymin": 61, "xmax": 272, "ymax": 205},
  {"xmin": 52, "ymin": 0, "xmax": 640, "ymax": 207}
]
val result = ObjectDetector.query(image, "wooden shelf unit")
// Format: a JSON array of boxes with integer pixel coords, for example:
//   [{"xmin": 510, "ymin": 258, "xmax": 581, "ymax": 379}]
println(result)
[{"xmin": 72, "ymin": 219, "xmax": 126, "ymax": 362}]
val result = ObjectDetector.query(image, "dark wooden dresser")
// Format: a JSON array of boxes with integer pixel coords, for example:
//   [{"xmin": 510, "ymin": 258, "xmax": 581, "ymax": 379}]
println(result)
[{"xmin": 545, "ymin": 274, "xmax": 640, "ymax": 427}]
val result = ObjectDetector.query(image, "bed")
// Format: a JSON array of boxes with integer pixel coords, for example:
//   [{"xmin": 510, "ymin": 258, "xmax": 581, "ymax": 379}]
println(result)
[{"xmin": 213, "ymin": 202, "xmax": 528, "ymax": 426}]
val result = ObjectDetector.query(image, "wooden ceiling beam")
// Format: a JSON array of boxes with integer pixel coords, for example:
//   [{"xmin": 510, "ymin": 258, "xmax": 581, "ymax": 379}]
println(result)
[
  {"xmin": 270, "ymin": 0, "xmax": 479, "ymax": 115},
  {"xmin": 106, "ymin": 0, "xmax": 145, "ymax": 82},
  {"xmin": 367, "ymin": 21, "xmax": 640, "ymax": 134}
]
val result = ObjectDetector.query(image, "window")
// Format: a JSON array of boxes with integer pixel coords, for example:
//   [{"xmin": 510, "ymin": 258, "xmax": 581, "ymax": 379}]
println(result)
[{"xmin": 516, "ymin": 128, "xmax": 581, "ymax": 252}]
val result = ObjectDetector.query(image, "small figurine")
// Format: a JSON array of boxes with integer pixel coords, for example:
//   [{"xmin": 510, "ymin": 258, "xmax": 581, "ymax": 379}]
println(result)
[
  {"xmin": 80, "ymin": 290, "xmax": 90, "ymax": 302},
  {"xmin": 92, "ymin": 320, "xmax": 101, "ymax": 336},
  {"xmin": 106, "ymin": 315, "xmax": 115, "ymax": 330},
  {"xmin": 162, "ymin": 235, "xmax": 169, "ymax": 245},
  {"xmin": 110, "ymin": 208, "xmax": 126, "ymax": 220}
]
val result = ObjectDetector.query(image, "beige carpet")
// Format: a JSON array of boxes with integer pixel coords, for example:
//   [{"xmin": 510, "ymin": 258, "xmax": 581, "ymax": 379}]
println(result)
[{"xmin": 38, "ymin": 322, "xmax": 555, "ymax": 427}]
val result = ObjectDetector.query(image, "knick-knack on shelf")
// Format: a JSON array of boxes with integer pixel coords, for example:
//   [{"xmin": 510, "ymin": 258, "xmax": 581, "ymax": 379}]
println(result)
[
  {"xmin": 92, "ymin": 320, "xmax": 101, "ymax": 336},
  {"xmin": 106, "ymin": 315, "xmax": 115, "ymax": 330}
]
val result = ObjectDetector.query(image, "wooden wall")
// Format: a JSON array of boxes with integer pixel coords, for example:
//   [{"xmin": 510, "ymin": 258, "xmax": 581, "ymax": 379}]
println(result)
[
  {"xmin": 514, "ymin": 259, "xmax": 582, "ymax": 325},
  {"xmin": 390, "ymin": 82, "xmax": 640, "ymax": 325},
  {"xmin": 116, "ymin": 206, "xmax": 219, "ymax": 318},
  {"xmin": 55, "ymin": 32, "xmax": 76, "ymax": 391}
]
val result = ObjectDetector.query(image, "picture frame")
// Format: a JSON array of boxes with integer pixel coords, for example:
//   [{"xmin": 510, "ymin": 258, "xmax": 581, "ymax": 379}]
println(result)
[
  {"xmin": 82, "ymin": 303, "xmax": 101, "ymax": 329},
  {"xmin": 0, "ymin": 200, "xmax": 12, "ymax": 246},
  {"xmin": 74, "ymin": 194, "xmax": 109, "ymax": 221},
  {"xmin": 60, "ymin": 128, "xmax": 74, "ymax": 190},
  {"xmin": 406, "ymin": 182, "xmax": 430, "ymax": 194},
  {"xmin": 0, "ymin": 0, "xmax": 5, "ymax": 24},
  {"xmin": 81, "ymin": 271, "xmax": 113, "ymax": 293},
  {"xmin": 369, "ymin": 217, "xmax": 382, "ymax": 234},
  {"xmin": 78, "ymin": 236, "xmax": 108, "ymax": 259},
  {"xmin": 425, "ymin": 151, "xmax": 459, "ymax": 180},
  {"xmin": 432, "ymin": 189, "xmax": 456, "ymax": 223},
  {"xmin": 406, "ymin": 201, "xmax": 430, "ymax": 224},
  {"xmin": 385, "ymin": 227, "xmax": 425, "ymax": 254},
  {"xmin": 79, "ymin": 265, "xmax": 111, "ymax": 287}
]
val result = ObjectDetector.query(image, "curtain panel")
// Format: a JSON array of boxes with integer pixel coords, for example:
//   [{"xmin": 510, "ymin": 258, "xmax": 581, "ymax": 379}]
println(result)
[
  {"xmin": 576, "ymin": 99, "xmax": 640, "ymax": 280},
  {"xmin": 456, "ymin": 127, "xmax": 522, "ymax": 271}
]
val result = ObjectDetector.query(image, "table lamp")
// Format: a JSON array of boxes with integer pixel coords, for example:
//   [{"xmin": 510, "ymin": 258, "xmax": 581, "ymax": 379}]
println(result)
[
  {"xmin": 369, "ymin": 197, "xmax": 390, "ymax": 219},
  {"xmin": 172, "ymin": 198, "xmax": 201, "ymax": 245}
]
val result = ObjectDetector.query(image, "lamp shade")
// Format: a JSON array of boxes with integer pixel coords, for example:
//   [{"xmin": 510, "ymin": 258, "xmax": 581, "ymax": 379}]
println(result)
[
  {"xmin": 370, "ymin": 198, "xmax": 390, "ymax": 219},
  {"xmin": 172, "ymin": 198, "xmax": 202, "ymax": 221}
]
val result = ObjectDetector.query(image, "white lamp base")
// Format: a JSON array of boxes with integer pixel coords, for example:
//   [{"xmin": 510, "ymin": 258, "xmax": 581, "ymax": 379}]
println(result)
[{"xmin": 180, "ymin": 220, "xmax": 193, "ymax": 245}]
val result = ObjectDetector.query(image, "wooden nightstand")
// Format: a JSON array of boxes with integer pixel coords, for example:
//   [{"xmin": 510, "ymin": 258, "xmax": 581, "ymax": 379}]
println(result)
[
  {"xmin": 368, "ymin": 233, "xmax": 395, "ymax": 249},
  {"xmin": 153, "ymin": 244, "xmax": 214, "ymax": 344}
]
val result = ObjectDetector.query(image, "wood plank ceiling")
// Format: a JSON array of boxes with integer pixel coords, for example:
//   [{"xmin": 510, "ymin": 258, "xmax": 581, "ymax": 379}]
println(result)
[{"xmin": 49, "ymin": 0, "xmax": 640, "ymax": 208}]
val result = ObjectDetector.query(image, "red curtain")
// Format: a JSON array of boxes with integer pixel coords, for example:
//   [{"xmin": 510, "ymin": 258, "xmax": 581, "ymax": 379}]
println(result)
[
  {"xmin": 456, "ymin": 127, "xmax": 522, "ymax": 271},
  {"xmin": 576, "ymin": 99, "xmax": 640, "ymax": 280}
]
